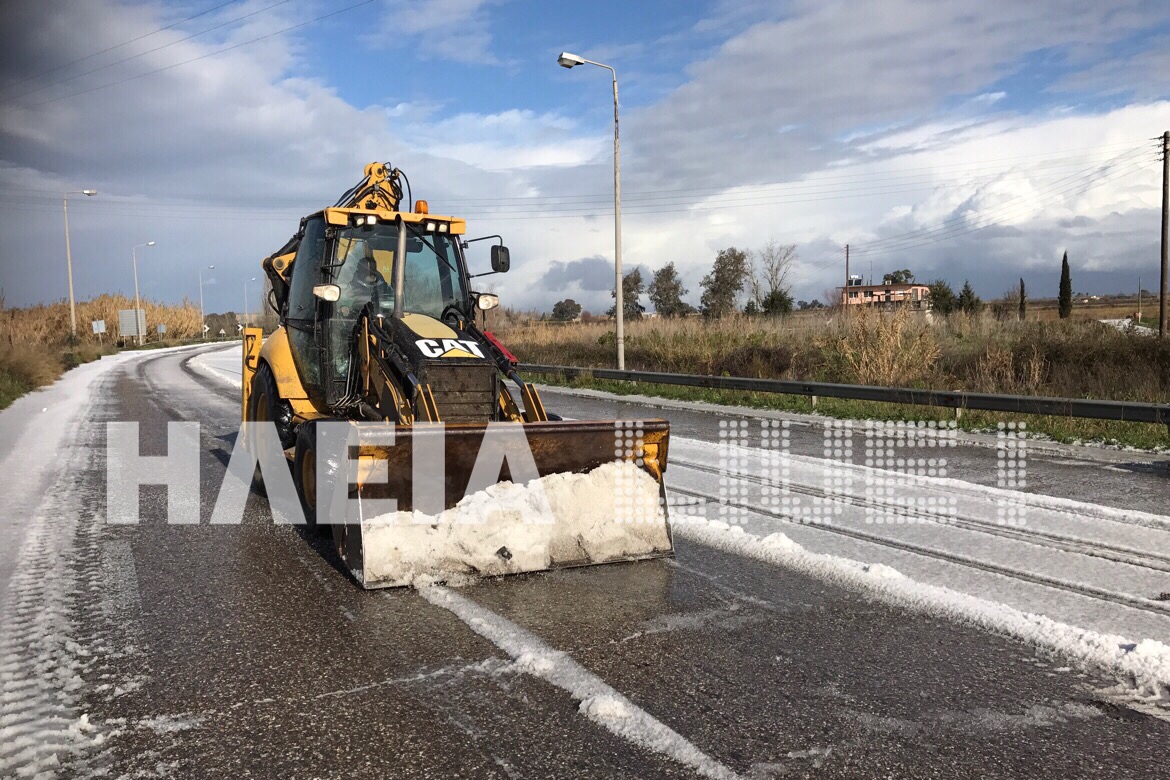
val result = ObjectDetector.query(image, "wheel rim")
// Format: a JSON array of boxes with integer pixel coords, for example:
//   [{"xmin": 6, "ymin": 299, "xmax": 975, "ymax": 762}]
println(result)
[{"xmin": 254, "ymin": 392, "xmax": 269, "ymax": 422}]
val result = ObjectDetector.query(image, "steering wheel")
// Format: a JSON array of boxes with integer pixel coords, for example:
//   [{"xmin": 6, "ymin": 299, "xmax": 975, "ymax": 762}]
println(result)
[{"xmin": 440, "ymin": 302, "xmax": 465, "ymax": 327}]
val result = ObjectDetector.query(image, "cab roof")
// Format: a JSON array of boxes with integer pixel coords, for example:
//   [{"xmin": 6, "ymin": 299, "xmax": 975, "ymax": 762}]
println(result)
[{"xmin": 320, "ymin": 207, "xmax": 467, "ymax": 235}]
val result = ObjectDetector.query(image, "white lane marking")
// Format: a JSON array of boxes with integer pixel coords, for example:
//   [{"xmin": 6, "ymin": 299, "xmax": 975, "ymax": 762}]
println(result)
[{"xmin": 418, "ymin": 586, "xmax": 742, "ymax": 780}]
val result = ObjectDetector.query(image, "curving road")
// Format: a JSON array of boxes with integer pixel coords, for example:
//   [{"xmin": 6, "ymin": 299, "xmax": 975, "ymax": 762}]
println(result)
[{"xmin": 1, "ymin": 343, "xmax": 1169, "ymax": 779}]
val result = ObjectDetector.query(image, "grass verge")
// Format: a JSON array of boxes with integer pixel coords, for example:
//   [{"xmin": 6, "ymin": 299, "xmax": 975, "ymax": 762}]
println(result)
[{"xmin": 0, "ymin": 342, "xmax": 116, "ymax": 411}]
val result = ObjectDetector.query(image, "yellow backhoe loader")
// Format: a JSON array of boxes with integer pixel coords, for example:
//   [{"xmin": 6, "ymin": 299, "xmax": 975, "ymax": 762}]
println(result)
[{"xmin": 241, "ymin": 162, "xmax": 672, "ymax": 587}]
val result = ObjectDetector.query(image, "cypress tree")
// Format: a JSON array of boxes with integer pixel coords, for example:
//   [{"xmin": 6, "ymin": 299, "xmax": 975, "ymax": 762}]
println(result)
[{"xmin": 1058, "ymin": 252, "xmax": 1072, "ymax": 319}]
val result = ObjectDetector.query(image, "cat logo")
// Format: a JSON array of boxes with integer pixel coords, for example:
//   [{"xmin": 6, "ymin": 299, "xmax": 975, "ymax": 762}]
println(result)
[{"xmin": 415, "ymin": 338, "xmax": 485, "ymax": 359}]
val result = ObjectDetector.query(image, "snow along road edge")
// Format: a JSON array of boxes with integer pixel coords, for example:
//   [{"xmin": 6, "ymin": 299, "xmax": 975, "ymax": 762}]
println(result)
[{"xmin": 672, "ymin": 517, "xmax": 1170, "ymax": 705}]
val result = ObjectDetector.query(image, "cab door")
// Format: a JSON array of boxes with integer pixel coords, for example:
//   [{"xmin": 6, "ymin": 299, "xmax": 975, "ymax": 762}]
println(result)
[{"xmin": 284, "ymin": 216, "xmax": 327, "ymax": 400}]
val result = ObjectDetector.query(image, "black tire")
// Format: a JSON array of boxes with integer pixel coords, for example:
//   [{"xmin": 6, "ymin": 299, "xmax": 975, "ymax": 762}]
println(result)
[
  {"xmin": 248, "ymin": 362, "xmax": 296, "ymax": 448},
  {"xmin": 294, "ymin": 421, "xmax": 320, "ymax": 530},
  {"xmin": 247, "ymin": 362, "xmax": 295, "ymax": 493},
  {"xmin": 294, "ymin": 420, "xmax": 345, "ymax": 535}
]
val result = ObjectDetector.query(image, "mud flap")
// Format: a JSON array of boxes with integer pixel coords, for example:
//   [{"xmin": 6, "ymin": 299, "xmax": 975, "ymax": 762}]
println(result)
[{"xmin": 325, "ymin": 420, "xmax": 672, "ymax": 588}]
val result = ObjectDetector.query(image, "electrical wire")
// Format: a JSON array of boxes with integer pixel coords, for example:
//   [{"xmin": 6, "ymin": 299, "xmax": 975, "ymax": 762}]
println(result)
[
  {"xmin": 782, "ymin": 154, "xmax": 1150, "ymax": 290},
  {"xmin": 854, "ymin": 159, "xmax": 1150, "ymax": 260},
  {"xmin": 0, "ymin": 0, "xmax": 240, "ymax": 96},
  {"xmin": 846, "ymin": 146, "xmax": 1154, "ymax": 256},
  {"xmin": 1, "ymin": 0, "xmax": 292, "ymax": 104},
  {"xmin": 0, "ymin": 140, "xmax": 1147, "ymax": 216},
  {"xmin": 433, "ymin": 139, "xmax": 1145, "ymax": 206},
  {"xmin": 23, "ymin": 0, "xmax": 375, "ymax": 107}
]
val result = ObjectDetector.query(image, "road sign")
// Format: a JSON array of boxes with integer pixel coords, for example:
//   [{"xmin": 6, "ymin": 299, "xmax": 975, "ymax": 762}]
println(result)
[
  {"xmin": 237, "ymin": 324, "xmax": 243, "ymax": 333},
  {"xmin": 158, "ymin": 324, "xmax": 167, "ymax": 335},
  {"xmin": 118, "ymin": 309, "xmax": 146, "ymax": 338},
  {"xmin": 91, "ymin": 320, "xmax": 106, "ymax": 334},
  {"xmin": 218, "ymin": 328, "xmax": 226, "ymax": 336},
  {"xmin": 203, "ymin": 324, "xmax": 210, "ymax": 333}
]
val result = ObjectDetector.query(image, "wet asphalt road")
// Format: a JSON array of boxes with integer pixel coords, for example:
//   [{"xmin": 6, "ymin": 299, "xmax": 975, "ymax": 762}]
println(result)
[
  {"xmin": 62, "ymin": 346, "xmax": 1170, "ymax": 778},
  {"xmin": 537, "ymin": 387, "xmax": 1170, "ymax": 517}
]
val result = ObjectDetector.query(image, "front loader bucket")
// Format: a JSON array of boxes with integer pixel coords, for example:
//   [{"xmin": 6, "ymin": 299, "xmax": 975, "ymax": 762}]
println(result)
[{"xmin": 326, "ymin": 420, "xmax": 672, "ymax": 588}]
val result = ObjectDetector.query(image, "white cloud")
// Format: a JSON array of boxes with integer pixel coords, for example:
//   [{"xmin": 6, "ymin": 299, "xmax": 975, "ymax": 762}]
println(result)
[
  {"xmin": 372, "ymin": 0, "xmax": 502, "ymax": 64},
  {"xmin": 0, "ymin": 0, "xmax": 1167, "ymax": 318}
]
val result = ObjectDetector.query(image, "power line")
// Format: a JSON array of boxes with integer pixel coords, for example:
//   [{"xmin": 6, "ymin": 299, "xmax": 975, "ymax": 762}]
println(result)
[
  {"xmin": 854, "ymin": 160, "xmax": 1148, "ymax": 261},
  {"xmin": 0, "ymin": 1, "xmax": 240, "ymax": 95},
  {"xmin": 2, "ymin": 0, "xmax": 292, "ymax": 104},
  {"xmin": 434, "ymin": 140, "xmax": 1147, "ymax": 205},
  {"xmin": 1, "ymin": 154, "xmax": 1151, "ymax": 226},
  {"xmin": 0, "ymin": 152, "xmax": 1129, "ymax": 220},
  {"xmin": 24, "ymin": 0, "xmax": 375, "ymax": 107},
  {"xmin": 856, "ymin": 144, "xmax": 1152, "ymax": 250},
  {"xmin": 850, "ymin": 145, "xmax": 1153, "ymax": 255},
  {"xmin": 782, "ymin": 155, "xmax": 1145, "ymax": 291},
  {"xmin": 783, "ymin": 148, "xmax": 1153, "ymax": 288},
  {"xmin": 2, "ymin": 146, "xmax": 1153, "ymax": 228},
  {"xmin": 0, "ymin": 140, "xmax": 1147, "ymax": 214}
]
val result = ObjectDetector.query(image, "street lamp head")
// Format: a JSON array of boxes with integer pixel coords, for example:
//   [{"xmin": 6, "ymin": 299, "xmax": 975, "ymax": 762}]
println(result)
[
  {"xmin": 557, "ymin": 51, "xmax": 585, "ymax": 69},
  {"xmin": 146, "ymin": 241, "xmax": 156, "ymax": 246},
  {"xmin": 81, "ymin": 189, "xmax": 97, "ymax": 196},
  {"xmin": 208, "ymin": 264, "xmax": 215, "ymax": 269}
]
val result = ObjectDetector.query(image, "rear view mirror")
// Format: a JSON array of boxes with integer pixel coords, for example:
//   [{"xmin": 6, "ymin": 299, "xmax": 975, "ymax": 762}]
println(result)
[
  {"xmin": 491, "ymin": 245, "xmax": 510, "ymax": 273},
  {"xmin": 313, "ymin": 284, "xmax": 341, "ymax": 302}
]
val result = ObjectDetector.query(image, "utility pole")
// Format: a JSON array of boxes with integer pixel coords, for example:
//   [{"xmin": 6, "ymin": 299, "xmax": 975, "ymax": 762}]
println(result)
[
  {"xmin": 64, "ymin": 195, "xmax": 76, "ymax": 338},
  {"xmin": 1160, "ymin": 130, "xmax": 1168, "ymax": 338},
  {"xmin": 63, "ymin": 189, "xmax": 96, "ymax": 338},
  {"xmin": 844, "ymin": 243, "xmax": 849, "ymax": 307}
]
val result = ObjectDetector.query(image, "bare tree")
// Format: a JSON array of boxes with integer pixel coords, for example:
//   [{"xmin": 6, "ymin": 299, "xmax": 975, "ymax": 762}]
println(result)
[
  {"xmin": 748, "ymin": 240, "xmax": 797, "ymax": 313},
  {"xmin": 822, "ymin": 286, "xmax": 843, "ymax": 309}
]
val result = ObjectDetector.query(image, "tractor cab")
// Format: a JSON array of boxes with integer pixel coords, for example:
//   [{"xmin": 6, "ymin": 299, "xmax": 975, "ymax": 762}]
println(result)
[{"xmin": 281, "ymin": 207, "xmax": 504, "ymax": 408}]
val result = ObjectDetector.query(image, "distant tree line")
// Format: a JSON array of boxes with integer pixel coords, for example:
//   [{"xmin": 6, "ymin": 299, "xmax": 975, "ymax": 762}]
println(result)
[{"xmin": 547, "ymin": 249, "xmax": 1076, "ymax": 322}]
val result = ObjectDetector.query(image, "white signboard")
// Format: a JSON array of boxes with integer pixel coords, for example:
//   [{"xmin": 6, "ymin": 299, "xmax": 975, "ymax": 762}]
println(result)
[
  {"xmin": 157, "ymin": 323, "xmax": 167, "ymax": 335},
  {"xmin": 118, "ymin": 309, "xmax": 146, "ymax": 338},
  {"xmin": 91, "ymin": 320, "xmax": 106, "ymax": 334}
]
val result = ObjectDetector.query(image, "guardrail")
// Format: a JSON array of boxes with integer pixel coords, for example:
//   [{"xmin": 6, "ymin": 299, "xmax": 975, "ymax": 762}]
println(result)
[{"xmin": 519, "ymin": 363, "xmax": 1170, "ymax": 428}]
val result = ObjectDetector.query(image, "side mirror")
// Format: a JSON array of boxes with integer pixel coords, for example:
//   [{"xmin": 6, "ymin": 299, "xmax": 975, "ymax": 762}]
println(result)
[
  {"xmin": 312, "ymin": 284, "xmax": 341, "ymax": 302},
  {"xmin": 475, "ymin": 293, "xmax": 500, "ymax": 311},
  {"xmin": 490, "ymin": 245, "xmax": 510, "ymax": 273}
]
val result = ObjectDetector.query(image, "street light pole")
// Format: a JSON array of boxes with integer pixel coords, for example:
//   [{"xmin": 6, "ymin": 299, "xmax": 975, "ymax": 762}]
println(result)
[
  {"xmin": 558, "ymin": 51, "xmax": 625, "ymax": 370},
  {"xmin": 199, "ymin": 265, "xmax": 214, "ymax": 341},
  {"xmin": 244, "ymin": 277, "xmax": 256, "ymax": 329},
  {"xmin": 63, "ymin": 189, "xmax": 96, "ymax": 338},
  {"xmin": 132, "ymin": 241, "xmax": 155, "ymax": 346}
]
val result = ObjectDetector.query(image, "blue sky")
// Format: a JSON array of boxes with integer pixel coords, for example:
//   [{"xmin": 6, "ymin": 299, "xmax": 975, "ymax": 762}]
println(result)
[{"xmin": 1, "ymin": 0, "xmax": 1169, "ymax": 315}]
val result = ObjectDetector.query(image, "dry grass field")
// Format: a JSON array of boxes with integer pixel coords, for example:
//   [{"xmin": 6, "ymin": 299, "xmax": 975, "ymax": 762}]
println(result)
[
  {"xmin": 0, "ymin": 294, "xmax": 204, "ymax": 409},
  {"xmin": 498, "ymin": 308, "xmax": 1169, "ymax": 402},
  {"xmin": 497, "ymin": 307, "xmax": 1170, "ymax": 447}
]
